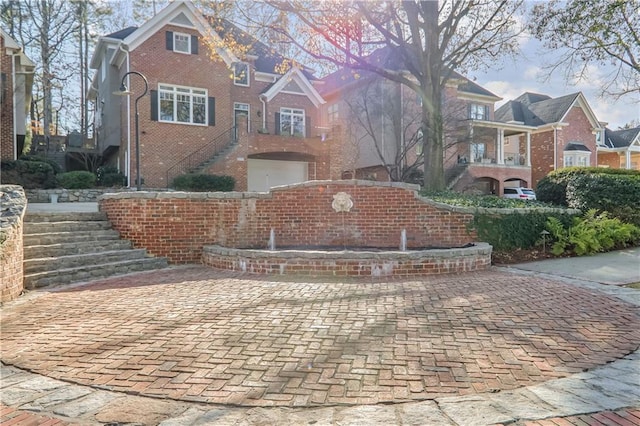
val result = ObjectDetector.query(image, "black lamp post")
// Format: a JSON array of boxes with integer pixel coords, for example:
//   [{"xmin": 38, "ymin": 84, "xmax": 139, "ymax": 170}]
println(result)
[{"xmin": 114, "ymin": 71, "xmax": 148, "ymax": 191}]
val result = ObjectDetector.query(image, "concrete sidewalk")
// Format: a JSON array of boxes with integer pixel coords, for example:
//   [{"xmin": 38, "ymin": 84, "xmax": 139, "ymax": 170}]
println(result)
[{"xmin": 507, "ymin": 247, "xmax": 640, "ymax": 286}]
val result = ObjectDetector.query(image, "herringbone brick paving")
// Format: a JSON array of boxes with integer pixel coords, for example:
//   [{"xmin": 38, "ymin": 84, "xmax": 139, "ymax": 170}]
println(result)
[{"xmin": 1, "ymin": 267, "xmax": 638, "ymax": 408}]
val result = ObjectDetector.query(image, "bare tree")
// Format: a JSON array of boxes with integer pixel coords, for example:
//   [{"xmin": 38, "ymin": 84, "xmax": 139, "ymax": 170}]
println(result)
[{"xmin": 250, "ymin": 0, "xmax": 523, "ymax": 190}]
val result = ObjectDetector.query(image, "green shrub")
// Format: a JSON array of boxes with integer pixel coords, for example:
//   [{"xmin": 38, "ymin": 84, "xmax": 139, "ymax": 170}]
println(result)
[
  {"xmin": 19, "ymin": 154, "xmax": 62, "ymax": 174},
  {"xmin": 422, "ymin": 190, "xmax": 557, "ymax": 208},
  {"xmin": 0, "ymin": 159, "xmax": 57, "ymax": 189},
  {"xmin": 96, "ymin": 166, "xmax": 126, "ymax": 187},
  {"xmin": 566, "ymin": 173, "xmax": 640, "ymax": 226},
  {"xmin": 57, "ymin": 171, "xmax": 96, "ymax": 189},
  {"xmin": 545, "ymin": 209, "xmax": 640, "ymax": 256},
  {"xmin": 472, "ymin": 211, "xmax": 576, "ymax": 251},
  {"xmin": 536, "ymin": 167, "xmax": 640, "ymax": 206},
  {"xmin": 172, "ymin": 173, "xmax": 235, "ymax": 192}
]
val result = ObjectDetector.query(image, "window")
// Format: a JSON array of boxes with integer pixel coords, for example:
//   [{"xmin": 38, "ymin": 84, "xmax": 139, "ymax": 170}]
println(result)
[
  {"xmin": 280, "ymin": 107, "xmax": 305, "ymax": 136},
  {"xmin": 469, "ymin": 104, "xmax": 488, "ymax": 120},
  {"xmin": 563, "ymin": 152, "xmax": 590, "ymax": 167},
  {"xmin": 416, "ymin": 129, "xmax": 424, "ymax": 156},
  {"xmin": 471, "ymin": 143, "xmax": 485, "ymax": 162},
  {"xmin": 159, "ymin": 84, "xmax": 207, "ymax": 125},
  {"xmin": 234, "ymin": 62, "xmax": 249, "ymax": 86},
  {"xmin": 173, "ymin": 32, "xmax": 191, "ymax": 54},
  {"xmin": 327, "ymin": 103, "xmax": 339, "ymax": 126}
]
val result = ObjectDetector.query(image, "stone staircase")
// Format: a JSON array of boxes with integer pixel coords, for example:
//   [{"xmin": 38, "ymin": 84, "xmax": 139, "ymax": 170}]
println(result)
[
  {"xmin": 189, "ymin": 139, "xmax": 238, "ymax": 175},
  {"xmin": 23, "ymin": 211, "xmax": 168, "ymax": 289}
]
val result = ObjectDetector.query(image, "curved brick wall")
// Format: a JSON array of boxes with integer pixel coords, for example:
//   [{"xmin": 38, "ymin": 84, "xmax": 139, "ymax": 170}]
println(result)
[
  {"xmin": 1, "ymin": 185, "xmax": 26, "ymax": 303},
  {"xmin": 99, "ymin": 181, "xmax": 479, "ymax": 264}
]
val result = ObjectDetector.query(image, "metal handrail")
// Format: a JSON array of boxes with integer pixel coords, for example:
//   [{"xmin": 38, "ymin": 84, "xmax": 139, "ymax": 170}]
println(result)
[{"xmin": 165, "ymin": 126, "xmax": 236, "ymax": 188}]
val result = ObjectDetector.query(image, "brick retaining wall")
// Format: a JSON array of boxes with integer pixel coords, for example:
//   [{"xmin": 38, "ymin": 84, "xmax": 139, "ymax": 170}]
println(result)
[
  {"xmin": 99, "ymin": 181, "xmax": 479, "ymax": 264},
  {"xmin": 1, "ymin": 186, "xmax": 26, "ymax": 303}
]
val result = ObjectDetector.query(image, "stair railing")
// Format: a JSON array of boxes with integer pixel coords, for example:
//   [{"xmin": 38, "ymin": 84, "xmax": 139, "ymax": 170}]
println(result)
[{"xmin": 165, "ymin": 126, "xmax": 236, "ymax": 188}]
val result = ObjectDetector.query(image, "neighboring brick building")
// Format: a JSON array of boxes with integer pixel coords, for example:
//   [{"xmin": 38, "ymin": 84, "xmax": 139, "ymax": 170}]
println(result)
[
  {"xmin": 496, "ymin": 92, "xmax": 603, "ymax": 188},
  {"xmin": 319, "ymin": 49, "xmax": 535, "ymax": 196},
  {"xmin": 597, "ymin": 126, "xmax": 640, "ymax": 170},
  {"xmin": 0, "ymin": 29, "xmax": 35, "ymax": 162},
  {"xmin": 89, "ymin": 0, "xmax": 328, "ymax": 190}
]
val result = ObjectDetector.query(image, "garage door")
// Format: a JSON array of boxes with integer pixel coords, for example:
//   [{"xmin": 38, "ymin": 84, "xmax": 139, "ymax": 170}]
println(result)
[{"xmin": 247, "ymin": 159, "xmax": 308, "ymax": 192}]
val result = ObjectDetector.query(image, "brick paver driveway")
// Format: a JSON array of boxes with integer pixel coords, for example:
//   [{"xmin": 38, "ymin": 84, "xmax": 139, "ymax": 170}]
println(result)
[{"xmin": 1, "ymin": 267, "xmax": 639, "ymax": 407}]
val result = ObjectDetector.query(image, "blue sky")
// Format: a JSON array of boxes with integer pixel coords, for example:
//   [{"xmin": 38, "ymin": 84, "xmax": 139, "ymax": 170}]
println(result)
[{"xmin": 472, "ymin": 35, "xmax": 639, "ymax": 130}]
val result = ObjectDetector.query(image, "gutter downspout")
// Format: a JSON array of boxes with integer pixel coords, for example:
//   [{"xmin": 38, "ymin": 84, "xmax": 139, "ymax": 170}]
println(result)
[
  {"xmin": 553, "ymin": 126, "xmax": 558, "ymax": 170},
  {"xmin": 118, "ymin": 44, "xmax": 131, "ymax": 187},
  {"xmin": 259, "ymin": 95, "xmax": 266, "ymax": 129},
  {"xmin": 10, "ymin": 51, "xmax": 18, "ymax": 159}
]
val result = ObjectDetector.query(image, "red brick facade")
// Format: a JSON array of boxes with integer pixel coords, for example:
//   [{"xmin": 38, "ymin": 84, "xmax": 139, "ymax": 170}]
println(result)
[
  {"xmin": 529, "ymin": 106, "xmax": 597, "ymax": 188},
  {"xmin": 117, "ymin": 21, "xmax": 326, "ymax": 189},
  {"xmin": 1, "ymin": 34, "xmax": 15, "ymax": 160},
  {"xmin": 99, "ymin": 181, "xmax": 478, "ymax": 264}
]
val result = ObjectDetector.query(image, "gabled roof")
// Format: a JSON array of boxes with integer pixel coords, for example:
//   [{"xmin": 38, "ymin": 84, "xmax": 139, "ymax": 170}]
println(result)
[
  {"xmin": 318, "ymin": 47, "xmax": 499, "ymax": 101},
  {"xmin": 604, "ymin": 127, "xmax": 640, "ymax": 148},
  {"xmin": 106, "ymin": 26, "xmax": 138, "ymax": 40},
  {"xmin": 208, "ymin": 18, "xmax": 316, "ymax": 79},
  {"xmin": 261, "ymin": 68, "xmax": 325, "ymax": 107},
  {"xmin": 496, "ymin": 92, "xmax": 600, "ymax": 129}
]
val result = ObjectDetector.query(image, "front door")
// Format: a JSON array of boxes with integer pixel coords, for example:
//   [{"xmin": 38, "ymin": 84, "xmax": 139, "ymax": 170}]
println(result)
[{"xmin": 234, "ymin": 103, "xmax": 249, "ymax": 141}]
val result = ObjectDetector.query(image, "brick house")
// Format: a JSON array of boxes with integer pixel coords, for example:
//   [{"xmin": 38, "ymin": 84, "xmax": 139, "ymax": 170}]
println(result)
[
  {"xmin": 0, "ymin": 29, "xmax": 35, "ymax": 161},
  {"xmin": 495, "ymin": 92, "xmax": 603, "ymax": 188},
  {"xmin": 319, "ymin": 49, "xmax": 535, "ymax": 195},
  {"xmin": 597, "ymin": 126, "xmax": 640, "ymax": 170},
  {"xmin": 89, "ymin": 0, "xmax": 331, "ymax": 190}
]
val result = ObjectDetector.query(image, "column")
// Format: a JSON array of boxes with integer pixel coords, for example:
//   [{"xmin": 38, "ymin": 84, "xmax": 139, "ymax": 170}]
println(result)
[
  {"xmin": 526, "ymin": 132, "xmax": 531, "ymax": 167},
  {"xmin": 626, "ymin": 150, "xmax": 632, "ymax": 169},
  {"xmin": 497, "ymin": 128, "xmax": 504, "ymax": 164}
]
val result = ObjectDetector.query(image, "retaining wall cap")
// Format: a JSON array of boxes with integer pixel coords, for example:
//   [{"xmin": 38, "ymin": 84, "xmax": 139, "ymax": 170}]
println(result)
[{"xmin": 0, "ymin": 185, "xmax": 27, "ymax": 231}]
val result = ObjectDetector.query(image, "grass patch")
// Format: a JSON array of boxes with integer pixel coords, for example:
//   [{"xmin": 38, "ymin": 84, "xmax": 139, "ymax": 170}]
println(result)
[{"xmin": 624, "ymin": 282, "xmax": 640, "ymax": 289}]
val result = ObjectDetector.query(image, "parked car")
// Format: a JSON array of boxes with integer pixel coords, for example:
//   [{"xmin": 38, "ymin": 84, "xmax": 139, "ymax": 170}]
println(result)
[{"xmin": 503, "ymin": 187, "xmax": 537, "ymax": 200}]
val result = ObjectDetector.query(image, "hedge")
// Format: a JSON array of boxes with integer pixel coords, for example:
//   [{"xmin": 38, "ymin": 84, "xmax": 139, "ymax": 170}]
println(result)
[
  {"xmin": 172, "ymin": 173, "xmax": 235, "ymax": 192},
  {"xmin": 57, "ymin": 171, "xmax": 97, "ymax": 189},
  {"xmin": 0, "ymin": 160, "xmax": 57, "ymax": 189},
  {"xmin": 471, "ymin": 210, "xmax": 577, "ymax": 251}
]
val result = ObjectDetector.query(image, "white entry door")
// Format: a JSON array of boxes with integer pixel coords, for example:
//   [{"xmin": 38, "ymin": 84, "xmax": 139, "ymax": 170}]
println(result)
[{"xmin": 247, "ymin": 159, "xmax": 308, "ymax": 191}]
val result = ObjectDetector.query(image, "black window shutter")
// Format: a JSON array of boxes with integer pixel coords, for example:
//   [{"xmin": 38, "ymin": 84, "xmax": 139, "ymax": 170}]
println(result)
[
  {"xmin": 275, "ymin": 113, "xmax": 281, "ymax": 135},
  {"xmin": 484, "ymin": 106, "xmax": 489, "ymax": 120},
  {"xmin": 467, "ymin": 104, "xmax": 472, "ymax": 119},
  {"xmin": 208, "ymin": 97, "xmax": 215, "ymax": 126},
  {"xmin": 150, "ymin": 90, "xmax": 158, "ymax": 121},
  {"xmin": 305, "ymin": 116, "xmax": 311, "ymax": 137},
  {"xmin": 166, "ymin": 31, "xmax": 173, "ymax": 50},
  {"xmin": 191, "ymin": 35, "xmax": 198, "ymax": 54}
]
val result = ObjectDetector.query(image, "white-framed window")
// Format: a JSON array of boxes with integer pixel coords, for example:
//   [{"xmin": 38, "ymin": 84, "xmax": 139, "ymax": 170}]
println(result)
[
  {"xmin": 563, "ymin": 152, "xmax": 590, "ymax": 167},
  {"xmin": 280, "ymin": 107, "xmax": 305, "ymax": 136},
  {"xmin": 173, "ymin": 32, "xmax": 191, "ymax": 54},
  {"xmin": 327, "ymin": 103, "xmax": 339, "ymax": 126},
  {"xmin": 234, "ymin": 62, "xmax": 250, "ymax": 86},
  {"xmin": 159, "ymin": 84, "xmax": 207, "ymax": 125},
  {"xmin": 469, "ymin": 104, "xmax": 488, "ymax": 120}
]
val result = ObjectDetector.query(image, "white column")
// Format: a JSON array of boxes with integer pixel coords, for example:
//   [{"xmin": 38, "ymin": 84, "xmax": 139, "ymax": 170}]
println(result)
[
  {"xmin": 626, "ymin": 150, "xmax": 632, "ymax": 169},
  {"xmin": 526, "ymin": 132, "xmax": 531, "ymax": 166},
  {"xmin": 497, "ymin": 128, "xmax": 505, "ymax": 164},
  {"xmin": 469, "ymin": 125, "xmax": 474, "ymax": 162}
]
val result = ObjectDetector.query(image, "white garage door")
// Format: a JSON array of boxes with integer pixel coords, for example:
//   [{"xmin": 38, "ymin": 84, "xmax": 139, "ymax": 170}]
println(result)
[{"xmin": 247, "ymin": 159, "xmax": 308, "ymax": 192}]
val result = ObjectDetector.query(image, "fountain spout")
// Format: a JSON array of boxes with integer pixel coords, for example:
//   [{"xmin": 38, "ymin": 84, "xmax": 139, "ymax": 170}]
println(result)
[
  {"xmin": 400, "ymin": 229, "xmax": 407, "ymax": 251},
  {"xmin": 268, "ymin": 228, "xmax": 276, "ymax": 251}
]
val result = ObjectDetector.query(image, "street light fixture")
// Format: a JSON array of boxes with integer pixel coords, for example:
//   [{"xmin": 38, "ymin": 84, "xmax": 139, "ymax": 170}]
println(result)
[{"xmin": 114, "ymin": 71, "xmax": 148, "ymax": 191}]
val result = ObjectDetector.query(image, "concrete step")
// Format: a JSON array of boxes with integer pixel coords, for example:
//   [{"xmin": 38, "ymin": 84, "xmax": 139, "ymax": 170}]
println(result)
[
  {"xmin": 25, "ymin": 212, "xmax": 107, "ymax": 223},
  {"xmin": 24, "ymin": 240, "xmax": 133, "ymax": 259},
  {"xmin": 23, "ymin": 230, "xmax": 121, "ymax": 246},
  {"xmin": 23, "ymin": 220, "xmax": 112, "ymax": 235},
  {"xmin": 24, "ymin": 258, "xmax": 169, "ymax": 289},
  {"xmin": 24, "ymin": 249, "xmax": 148, "ymax": 274}
]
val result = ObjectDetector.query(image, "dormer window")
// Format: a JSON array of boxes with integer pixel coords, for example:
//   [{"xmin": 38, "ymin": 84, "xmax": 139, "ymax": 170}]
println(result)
[{"xmin": 234, "ymin": 62, "xmax": 249, "ymax": 86}]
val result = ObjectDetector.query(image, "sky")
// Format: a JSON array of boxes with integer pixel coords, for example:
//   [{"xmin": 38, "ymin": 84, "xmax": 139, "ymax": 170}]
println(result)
[{"xmin": 471, "ymin": 32, "xmax": 639, "ymax": 130}]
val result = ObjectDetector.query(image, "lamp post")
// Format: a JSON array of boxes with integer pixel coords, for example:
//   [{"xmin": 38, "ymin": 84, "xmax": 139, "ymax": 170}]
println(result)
[{"xmin": 114, "ymin": 71, "xmax": 148, "ymax": 191}]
